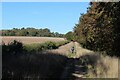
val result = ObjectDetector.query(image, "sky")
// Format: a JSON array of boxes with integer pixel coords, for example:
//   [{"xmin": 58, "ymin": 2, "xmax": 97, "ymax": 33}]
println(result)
[{"xmin": 2, "ymin": 2, "xmax": 89, "ymax": 34}]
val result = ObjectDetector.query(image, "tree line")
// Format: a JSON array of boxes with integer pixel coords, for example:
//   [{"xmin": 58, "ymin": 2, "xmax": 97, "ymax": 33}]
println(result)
[
  {"xmin": 73, "ymin": 2, "xmax": 120, "ymax": 56},
  {"xmin": 1, "ymin": 27, "xmax": 64, "ymax": 37}
]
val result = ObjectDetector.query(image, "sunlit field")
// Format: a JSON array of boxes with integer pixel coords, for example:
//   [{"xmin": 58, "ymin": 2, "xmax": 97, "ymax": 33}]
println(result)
[{"xmin": 2, "ymin": 36, "xmax": 66, "ymax": 45}]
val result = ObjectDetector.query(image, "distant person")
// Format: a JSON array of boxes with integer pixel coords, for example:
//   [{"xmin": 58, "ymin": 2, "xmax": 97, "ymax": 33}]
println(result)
[{"xmin": 70, "ymin": 46, "xmax": 75, "ymax": 54}]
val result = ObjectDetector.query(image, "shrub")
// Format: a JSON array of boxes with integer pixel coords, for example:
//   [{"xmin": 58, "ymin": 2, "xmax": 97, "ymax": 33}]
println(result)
[
  {"xmin": 2, "ymin": 40, "xmax": 23, "ymax": 56},
  {"xmin": 23, "ymin": 41, "xmax": 69, "ymax": 52},
  {"xmin": 44, "ymin": 41, "xmax": 58, "ymax": 49}
]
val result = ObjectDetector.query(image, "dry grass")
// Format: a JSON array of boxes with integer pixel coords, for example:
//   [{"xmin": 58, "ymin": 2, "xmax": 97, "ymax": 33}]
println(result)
[
  {"xmin": 75, "ymin": 42, "xmax": 93, "ymax": 57},
  {"xmin": 74, "ymin": 42, "xmax": 119, "ymax": 78},
  {"xmin": 2, "ymin": 40, "xmax": 68, "ymax": 79},
  {"xmin": 95, "ymin": 55, "xmax": 118, "ymax": 78},
  {"xmin": 48, "ymin": 42, "xmax": 74, "ymax": 55},
  {"xmin": 82, "ymin": 54, "xmax": 119, "ymax": 78},
  {"xmin": 3, "ymin": 51, "xmax": 67, "ymax": 79},
  {"xmin": 1, "ymin": 36, "xmax": 66, "ymax": 45}
]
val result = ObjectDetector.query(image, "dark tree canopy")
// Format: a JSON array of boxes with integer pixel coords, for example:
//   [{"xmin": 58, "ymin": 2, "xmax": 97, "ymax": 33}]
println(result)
[{"xmin": 74, "ymin": 2, "xmax": 120, "ymax": 56}]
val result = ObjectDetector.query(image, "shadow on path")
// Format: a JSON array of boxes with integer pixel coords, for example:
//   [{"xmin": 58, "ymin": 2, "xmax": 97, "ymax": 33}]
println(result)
[{"xmin": 60, "ymin": 53, "xmax": 103, "ymax": 80}]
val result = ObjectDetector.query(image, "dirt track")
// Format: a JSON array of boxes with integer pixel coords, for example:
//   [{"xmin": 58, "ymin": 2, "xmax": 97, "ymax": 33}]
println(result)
[
  {"xmin": 50, "ymin": 42, "xmax": 118, "ymax": 79},
  {"xmin": 48, "ymin": 42, "xmax": 75, "ymax": 55},
  {"xmin": 48, "ymin": 42, "xmax": 91, "ymax": 79}
]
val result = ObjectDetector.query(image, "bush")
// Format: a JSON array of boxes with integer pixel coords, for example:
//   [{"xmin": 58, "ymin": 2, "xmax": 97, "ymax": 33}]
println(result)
[
  {"xmin": 23, "ymin": 41, "xmax": 69, "ymax": 52},
  {"xmin": 2, "ymin": 40, "xmax": 23, "ymax": 56},
  {"xmin": 55, "ymin": 41, "xmax": 69, "ymax": 47},
  {"xmin": 44, "ymin": 41, "xmax": 58, "ymax": 49}
]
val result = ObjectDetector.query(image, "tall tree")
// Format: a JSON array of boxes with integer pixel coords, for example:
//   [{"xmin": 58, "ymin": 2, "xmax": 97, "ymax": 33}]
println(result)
[{"xmin": 74, "ymin": 2, "xmax": 120, "ymax": 56}]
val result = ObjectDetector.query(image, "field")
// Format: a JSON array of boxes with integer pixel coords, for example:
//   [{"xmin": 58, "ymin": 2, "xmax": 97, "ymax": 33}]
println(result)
[{"xmin": 1, "ymin": 36, "xmax": 66, "ymax": 45}]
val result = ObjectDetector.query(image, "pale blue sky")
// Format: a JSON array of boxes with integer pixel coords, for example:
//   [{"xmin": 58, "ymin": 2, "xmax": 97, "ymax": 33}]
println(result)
[{"xmin": 2, "ymin": 2, "xmax": 89, "ymax": 34}]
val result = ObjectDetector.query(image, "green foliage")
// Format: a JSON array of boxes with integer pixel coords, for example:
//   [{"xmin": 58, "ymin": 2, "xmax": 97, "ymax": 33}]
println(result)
[
  {"xmin": 23, "ymin": 41, "xmax": 69, "ymax": 52},
  {"xmin": 2, "ymin": 40, "xmax": 69, "ymax": 56},
  {"xmin": 2, "ymin": 27, "xmax": 64, "ymax": 37},
  {"xmin": 74, "ymin": 2, "xmax": 120, "ymax": 57},
  {"xmin": 44, "ymin": 41, "xmax": 57, "ymax": 49},
  {"xmin": 65, "ymin": 31, "xmax": 75, "ymax": 41},
  {"xmin": 67, "ymin": 53, "xmax": 76, "ymax": 58}
]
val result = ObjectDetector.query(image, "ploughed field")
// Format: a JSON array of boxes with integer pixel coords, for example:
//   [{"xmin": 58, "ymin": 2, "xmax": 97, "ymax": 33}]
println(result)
[{"xmin": 1, "ymin": 36, "xmax": 66, "ymax": 44}]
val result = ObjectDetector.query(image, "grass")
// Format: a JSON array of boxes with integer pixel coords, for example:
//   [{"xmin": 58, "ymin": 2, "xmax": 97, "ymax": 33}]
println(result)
[
  {"xmin": 85, "ymin": 53, "xmax": 118, "ymax": 78},
  {"xmin": 76, "ymin": 52, "xmax": 118, "ymax": 78},
  {"xmin": 3, "ymin": 52, "xmax": 67, "ymax": 79},
  {"xmin": 66, "ymin": 49, "xmax": 76, "ymax": 58},
  {"xmin": 23, "ymin": 41, "xmax": 70, "ymax": 52},
  {"xmin": 67, "ymin": 53, "xmax": 76, "ymax": 58},
  {"xmin": 2, "ymin": 40, "xmax": 119, "ymax": 79},
  {"xmin": 2, "ymin": 40, "xmax": 68, "ymax": 79},
  {"xmin": 73, "ymin": 42, "xmax": 119, "ymax": 78}
]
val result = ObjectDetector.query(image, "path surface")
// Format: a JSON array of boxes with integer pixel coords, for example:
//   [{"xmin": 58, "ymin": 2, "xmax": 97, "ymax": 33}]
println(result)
[
  {"xmin": 62, "ymin": 42, "xmax": 93, "ymax": 79},
  {"xmin": 48, "ymin": 42, "xmax": 93, "ymax": 79},
  {"xmin": 49, "ymin": 42, "xmax": 118, "ymax": 79},
  {"xmin": 75, "ymin": 42, "xmax": 93, "ymax": 57},
  {"xmin": 48, "ymin": 42, "xmax": 75, "ymax": 55}
]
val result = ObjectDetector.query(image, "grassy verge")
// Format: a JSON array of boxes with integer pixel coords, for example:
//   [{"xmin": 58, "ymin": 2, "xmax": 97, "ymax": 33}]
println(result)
[{"xmin": 76, "ymin": 53, "xmax": 118, "ymax": 78}]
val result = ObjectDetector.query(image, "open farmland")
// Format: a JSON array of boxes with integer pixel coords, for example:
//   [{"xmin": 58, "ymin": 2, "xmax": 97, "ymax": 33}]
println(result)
[
  {"xmin": 1, "ymin": 36, "xmax": 66, "ymax": 44},
  {"xmin": 1, "ymin": 2, "xmax": 120, "ymax": 80}
]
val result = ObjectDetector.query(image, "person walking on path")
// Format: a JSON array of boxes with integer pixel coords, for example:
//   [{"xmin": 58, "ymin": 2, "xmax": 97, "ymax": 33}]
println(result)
[
  {"xmin": 70, "ymin": 40, "xmax": 76, "ymax": 54},
  {"xmin": 70, "ymin": 46, "xmax": 75, "ymax": 54}
]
